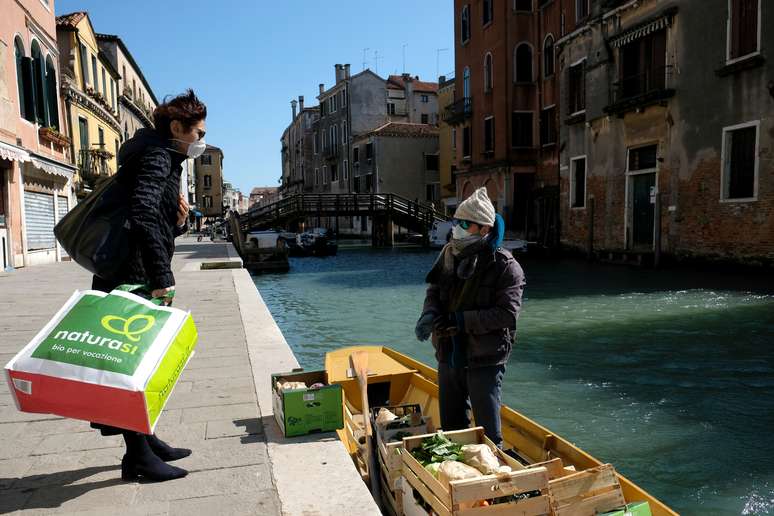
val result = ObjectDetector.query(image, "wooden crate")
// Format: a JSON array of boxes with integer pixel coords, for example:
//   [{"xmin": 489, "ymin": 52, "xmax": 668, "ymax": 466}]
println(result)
[
  {"xmin": 547, "ymin": 463, "xmax": 626, "ymax": 516},
  {"xmin": 380, "ymin": 459, "xmax": 404, "ymax": 516},
  {"xmin": 374, "ymin": 406, "xmax": 431, "ymax": 491},
  {"xmin": 401, "ymin": 427, "xmax": 552, "ymax": 515}
]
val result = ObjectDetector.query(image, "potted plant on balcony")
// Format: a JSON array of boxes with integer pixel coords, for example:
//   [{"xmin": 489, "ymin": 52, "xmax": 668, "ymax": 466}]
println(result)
[{"xmin": 39, "ymin": 126, "xmax": 71, "ymax": 147}]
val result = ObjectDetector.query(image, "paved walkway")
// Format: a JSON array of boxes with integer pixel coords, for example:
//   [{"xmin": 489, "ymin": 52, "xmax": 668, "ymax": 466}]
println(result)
[{"xmin": 0, "ymin": 238, "xmax": 281, "ymax": 515}]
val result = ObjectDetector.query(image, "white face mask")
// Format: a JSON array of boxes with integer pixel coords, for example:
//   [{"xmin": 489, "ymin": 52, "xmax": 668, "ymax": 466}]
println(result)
[
  {"xmin": 452, "ymin": 225, "xmax": 472, "ymax": 240},
  {"xmin": 172, "ymin": 138, "xmax": 206, "ymax": 159}
]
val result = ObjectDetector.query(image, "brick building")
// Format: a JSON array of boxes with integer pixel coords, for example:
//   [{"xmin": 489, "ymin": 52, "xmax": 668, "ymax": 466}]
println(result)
[
  {"xmin": 558, "ymin": 0, "xmax": 773, "ymax": 265},
  {"xmin": 448, "ymin": 0, "xmax": 582, "ymax": 245}
]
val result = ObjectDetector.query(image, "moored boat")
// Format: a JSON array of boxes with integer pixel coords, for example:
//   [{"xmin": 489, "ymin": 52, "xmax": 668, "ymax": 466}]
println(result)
[{"xmin": 324, "ymin": 345, "xmax": 677, "ymax": 516}]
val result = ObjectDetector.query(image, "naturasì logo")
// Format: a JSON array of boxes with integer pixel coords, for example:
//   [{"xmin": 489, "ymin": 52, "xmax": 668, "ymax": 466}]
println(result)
[{"xmin": 101, "ymin": 314, "xmax": 156, "ymax": 342}]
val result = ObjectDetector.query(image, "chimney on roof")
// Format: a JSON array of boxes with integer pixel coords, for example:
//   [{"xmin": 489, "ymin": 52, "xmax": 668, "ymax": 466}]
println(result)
[
  {"xmin": 402, "ymin": 73, "xmax": 411, "ymax": 81},
  {"xmin": 335, "ymin": 64, "xmax": 344, "ymax": 83},
  {"xmin": 319, "ymin": 83, "xmax": 325, "ymax": 94},
  {"xmin": 299, "ymin": 95, "xmax": 304, "ymax": 111},
  {"xmin": 291, "ymin": 99, "xmax": 297, "ymax": 119},
  {"xmin": 439, "ymin": 75, "xmax": 446, "ymax": 83},
  {"xmin": 344, "ymin": 64, "xmax": 351, "ymax": 79},
  {"xmin": 415, "ymin": 75, "xmax": 419, "ymax": 80}
]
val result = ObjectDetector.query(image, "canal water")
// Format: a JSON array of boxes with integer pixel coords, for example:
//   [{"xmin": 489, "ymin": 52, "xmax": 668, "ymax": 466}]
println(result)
[{"xmin": 253, "ymin": 247, "xmax": 774, "ymax": 515}]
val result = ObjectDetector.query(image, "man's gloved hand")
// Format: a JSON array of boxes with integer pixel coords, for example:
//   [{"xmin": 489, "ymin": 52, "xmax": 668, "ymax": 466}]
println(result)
[
  {"xmin": 433, "ymin": 312, "xmax": 465, "ymax": 337},
  {"xmin": 415, "ymin": 312, "xmax": 435, "ymax": 341}
]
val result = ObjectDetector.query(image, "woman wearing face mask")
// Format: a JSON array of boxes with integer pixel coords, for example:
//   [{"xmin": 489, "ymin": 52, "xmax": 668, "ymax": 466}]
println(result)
[
  {"xmin": 414, "ymin": 187, "xmax": 525, "ymax": 448},
  {"xmin": 90, "ymin": 89, "xmax": 207, "ymax": 482}
]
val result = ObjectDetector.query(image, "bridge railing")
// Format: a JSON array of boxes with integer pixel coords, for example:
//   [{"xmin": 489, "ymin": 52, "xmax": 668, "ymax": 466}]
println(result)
[{"xmin": 241, "ymin": 193, "xmax": 447, "ymax": 232}]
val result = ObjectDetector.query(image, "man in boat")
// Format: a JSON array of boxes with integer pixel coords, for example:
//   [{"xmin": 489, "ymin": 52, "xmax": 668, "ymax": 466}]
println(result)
[{"xmin": 415, "ymin": 187, "xmax": 525, "ymax": 448}]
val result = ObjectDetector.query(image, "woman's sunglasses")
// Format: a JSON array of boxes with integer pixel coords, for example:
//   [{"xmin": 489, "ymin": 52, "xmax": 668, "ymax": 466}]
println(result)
[{"xmin": 452, "ymin": 219, "xmax": 475, "ymax": 230}]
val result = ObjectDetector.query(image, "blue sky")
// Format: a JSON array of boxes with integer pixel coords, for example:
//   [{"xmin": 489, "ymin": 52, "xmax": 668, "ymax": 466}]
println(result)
[{"xmin": 56, "ymin": 0, "xmax": 455, "ymax": 194}]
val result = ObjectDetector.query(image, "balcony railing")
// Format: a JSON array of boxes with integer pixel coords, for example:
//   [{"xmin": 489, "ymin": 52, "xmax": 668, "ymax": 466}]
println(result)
[
  {"xmin": 606, "ymin": 66, "xmax": 675, "ymax": 114},
  {"xmin": 77, "ymin": 147, "xmax": 113, "ymax": 192},
  {"xmin": 443, "ymin": 97, "xmax": 472, "ymax": 124}
]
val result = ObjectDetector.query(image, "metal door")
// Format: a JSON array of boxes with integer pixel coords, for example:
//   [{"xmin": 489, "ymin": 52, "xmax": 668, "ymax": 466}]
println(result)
[
  {"xmin": 630, "ymin": 173, "xmax": 655, "ymax": 250},
  {"xmin": 23, "ymin": 191, "xmax": 55, "ymax": 251}
]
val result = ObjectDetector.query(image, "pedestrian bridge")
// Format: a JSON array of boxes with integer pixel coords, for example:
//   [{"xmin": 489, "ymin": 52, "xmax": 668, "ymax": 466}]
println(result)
[{"xmin": 238, "ymin": 193, "xmax": 448, "ymax": 246}]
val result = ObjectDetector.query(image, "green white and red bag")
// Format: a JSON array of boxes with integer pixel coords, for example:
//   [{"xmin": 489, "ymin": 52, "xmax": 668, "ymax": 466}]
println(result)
[{"xmin": 4, "ymin": 288, "xmax": 198, "ymax": 434}]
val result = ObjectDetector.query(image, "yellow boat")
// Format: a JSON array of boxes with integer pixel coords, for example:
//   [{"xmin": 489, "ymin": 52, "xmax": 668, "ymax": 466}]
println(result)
[{"xmin": 325, "ymin": 345, "xmax": 678, "ymax": 516}]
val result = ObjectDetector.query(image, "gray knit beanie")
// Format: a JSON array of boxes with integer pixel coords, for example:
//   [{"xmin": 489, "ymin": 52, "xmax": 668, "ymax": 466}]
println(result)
[{"xmin": 454, "ymin": 187, "xmax": 495, "ymax": 227}]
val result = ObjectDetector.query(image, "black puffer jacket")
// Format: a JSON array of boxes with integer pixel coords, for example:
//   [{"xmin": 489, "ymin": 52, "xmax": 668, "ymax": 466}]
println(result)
[{"xmin": 93, "ymin": 128, "xmax": 186, "ymax": 291}]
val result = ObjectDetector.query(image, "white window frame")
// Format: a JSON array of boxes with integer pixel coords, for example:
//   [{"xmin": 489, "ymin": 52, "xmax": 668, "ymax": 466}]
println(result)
[
  {"xmin": 461, "ymin": 4, "xmax": 471, "ymax": 45},
  {"xmin": 624, "ymin": 143, "xmax": 660, "ymax": 249},
  {"xmin": 569, "ymin": 57, "xmax": 587, "ymax": 117},
  {"xmin": 482, "ymin": 0, "xmax": 493, "ymax": 27},
  {"xmin": 720, "ymin": 120, "xmax": 760, "ymax": 203},
  {"xmin": 421, "ymin": 94, "xmax": 429, "ymax": 103},
  {"xmin": 513, "ymin": 42, "xmax": 534, "ymax": 83},
  {"xmin": 569, "ymin": 155, "xmax": 587, "ymax": 209},
  {"xmin": 543, "ymin": 34, "xmax": 555, "ymax": 78},
  {"xmin": 331, "ymin": 162, "xmax": 338, "ymax": 184},
  {"xmin": 725, "ymin": 0, "xmax": 762, "ymax": 64},
  {"xmin": 484, "ymin": 52, "xmax": 494, "ymax": 92},
  {"xmin": 323, "ymin": 165, "xmax": 328, "ymax": 184},
  {"xmin": 575, "ymin": 0, "xmax": 589, "ymax": 22},
  {"xmin": 342, "ymin": 121, "xmax": 348, "ymax": 143}
]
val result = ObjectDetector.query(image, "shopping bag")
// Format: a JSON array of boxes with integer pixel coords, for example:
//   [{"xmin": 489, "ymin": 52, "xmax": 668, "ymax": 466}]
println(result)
[{"xmin": 4, "ymin": 287, "xmax": 198, "ymax": 434}]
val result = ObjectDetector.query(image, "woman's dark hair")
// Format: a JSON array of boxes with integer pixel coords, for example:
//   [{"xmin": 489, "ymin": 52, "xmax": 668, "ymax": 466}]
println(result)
[{"xmin": 153, "ymin": 89, "xmax": 207, "ymax": 138}]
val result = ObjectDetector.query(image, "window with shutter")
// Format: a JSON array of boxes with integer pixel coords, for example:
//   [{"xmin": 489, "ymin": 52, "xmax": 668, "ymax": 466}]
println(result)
[
  {"xmin": 461, "ymin": 5, "xmax": 471, "ymax": 43},
  {"xmin": 484, "ymin": 117, "xmax": 494, "ymax": 154},
  {"xmin": 45, "ymin": 57, "xmax": 59, "ymax": 129},
  {"xmin": 570, "ymin": 157, "xmax": 586, "ymax": 208}
]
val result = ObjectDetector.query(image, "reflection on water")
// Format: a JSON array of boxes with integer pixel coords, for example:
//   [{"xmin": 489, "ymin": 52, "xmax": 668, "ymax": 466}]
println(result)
[{"xmin": 253, "ymin": 248, "xmax": 774, "ymax": 515}]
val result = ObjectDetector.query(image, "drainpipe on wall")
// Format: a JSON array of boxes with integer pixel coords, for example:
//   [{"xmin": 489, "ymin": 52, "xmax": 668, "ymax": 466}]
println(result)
[{"xmin": 18, "ymin": 164, "xmax": 27, "ymax": 267}]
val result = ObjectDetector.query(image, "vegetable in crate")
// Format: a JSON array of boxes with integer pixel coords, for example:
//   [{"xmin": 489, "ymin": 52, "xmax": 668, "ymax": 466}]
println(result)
[
  {"xmin": 438, "ymin": 460, "xmax": 482, "ymax": 490},
  {"xmin": 461, "ymin": 444, "xmax": 512, "ymax": 474},
  {"xmin": 411, "ymin": 432, "xmax": 463, "ymax": 466}
]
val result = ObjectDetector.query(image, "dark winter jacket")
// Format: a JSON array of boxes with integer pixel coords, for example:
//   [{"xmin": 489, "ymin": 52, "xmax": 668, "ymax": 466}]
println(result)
[
  {"xmin": 93, "ymin": 128, "xmax": 186, "ymax": 292},
  {"xmin": 422, "ymin": 242, "xmax": 525, "ymax": 368}
]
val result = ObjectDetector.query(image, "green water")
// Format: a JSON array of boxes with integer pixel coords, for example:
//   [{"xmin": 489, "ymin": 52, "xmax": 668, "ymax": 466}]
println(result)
[{"xmin": 252, "ymin": 248, "xmax": 774, "ymax": 515}]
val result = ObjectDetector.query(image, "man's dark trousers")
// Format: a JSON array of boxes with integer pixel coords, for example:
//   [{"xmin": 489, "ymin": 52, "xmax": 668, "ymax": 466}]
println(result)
[{"xmin": 438, "ymin": 361, "xmax": 506, "ymax": 448}]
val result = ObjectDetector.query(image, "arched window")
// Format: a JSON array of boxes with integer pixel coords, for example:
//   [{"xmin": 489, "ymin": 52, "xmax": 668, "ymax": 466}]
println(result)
[
  {"xmin": 45, "ymin": 56, "xmax": 59, "ymax": 130},
  {"xmin": 544, "ymin": 35, "xmax": 555, "ymax": 77},
  {"xmin": 30, "ymin": 40, "xmax": 48, "ymax": 125},
  {"xmin": 461, "ymin": 5, "xmax": 470, "ymax": 43},
  {"xmin": 484, "ymin": 53, "xmax": 493, "ymax": 92},
  {"xmin": 514, "ymin": 43, "xmax": 533, "ymax": 83},
  {"xmin": 14, "ymin": 37, "xmax": 33, "ymax": 122},
  {"xmin": 463, "ymin": 66, "xmax": 471, "ymax": 98}
]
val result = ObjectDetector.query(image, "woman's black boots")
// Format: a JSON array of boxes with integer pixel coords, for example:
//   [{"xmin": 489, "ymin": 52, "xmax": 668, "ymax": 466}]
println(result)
[
  {"xmin": 121, "ymin": 431, "xmax": 188, "ymax": 482},
  {"xmin": 146, "ymin": 433, "xmax": 192, "ymax": 462}
]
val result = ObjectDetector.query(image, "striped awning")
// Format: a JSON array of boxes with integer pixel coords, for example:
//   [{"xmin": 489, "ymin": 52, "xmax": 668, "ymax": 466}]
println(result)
[
  {"xmin": 29, "ymin": 156, "xmax": 75, "ymax": 179},
  {"xmin": 0, "ymin": 141, "xmax": 30, "ymax": 163},
  {"xmin": 610, "ymin": 16, "xmax": 671, "ymax": 48}
]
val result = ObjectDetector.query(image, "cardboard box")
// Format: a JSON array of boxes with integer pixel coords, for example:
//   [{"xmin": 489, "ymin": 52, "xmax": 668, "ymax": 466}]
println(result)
[
  {"xmin": 599, "ymin": 501, "xmax": 653, "ymax": 516},
  {"xmin": 271, "ymin": 370, "xmax": 343, "ymax": 437}
]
